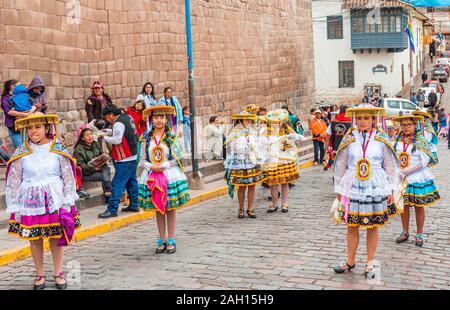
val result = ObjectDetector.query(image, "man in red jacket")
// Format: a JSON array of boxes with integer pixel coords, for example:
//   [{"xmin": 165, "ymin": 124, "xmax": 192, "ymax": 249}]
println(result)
[{"xmin": 324, "ymin": 105, "xmax": 352, "ymax": 171}]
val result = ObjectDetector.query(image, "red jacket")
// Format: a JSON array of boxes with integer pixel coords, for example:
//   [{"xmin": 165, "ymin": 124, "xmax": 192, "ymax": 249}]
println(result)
[{"xmin": 127, "ymin": 106, "xmax": 146, "ymax": 137}]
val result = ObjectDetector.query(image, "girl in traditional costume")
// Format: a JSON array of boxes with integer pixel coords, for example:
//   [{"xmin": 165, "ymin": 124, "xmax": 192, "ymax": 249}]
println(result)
[
  {"xmin": 265, "ymin": 109, "xmax": 302, "ymax": 214},
  {"xmin": 332, "ymin": 104, "xmax": 401, "ymax": 278},
  {"xmin": 138, "ymin": 106, "xmax": 190, "ymax": 254},
  {"xmin": 224, "ymin": 111, "xmax": 268, "ymax": 218},
  {"xmin": 392, "ymin": 115, "xmax": 440, "ymax": 247},
  {"xmin": 413, "ymin": 110, "xmax": 439, "ymax": 148},
  {"xmin": 5, "ymin": 112, "xmax": 80, "ymax": 290}
]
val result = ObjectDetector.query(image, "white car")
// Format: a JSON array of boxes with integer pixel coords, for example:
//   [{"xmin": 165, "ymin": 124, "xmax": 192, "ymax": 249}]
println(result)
[
  {"xmin": 436, "ymin": 58, "xmax": 450, "ymax": 66},
  {"xmin": 379, "ymin": 98, "xmax": 428, "ymax": 117},
  {"xmin": 420, "ymin": 87, "xmax": 441, "ymax": 107}
]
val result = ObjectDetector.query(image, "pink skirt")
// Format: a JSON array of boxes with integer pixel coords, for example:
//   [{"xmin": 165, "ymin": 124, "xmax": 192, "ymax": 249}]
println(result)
[{"xmin": 8, "ymin": 206, "xmax": 81, "ymax": 241}]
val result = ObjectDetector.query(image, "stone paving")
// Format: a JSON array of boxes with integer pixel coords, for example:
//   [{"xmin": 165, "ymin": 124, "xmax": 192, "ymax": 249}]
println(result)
[
  {"xmin": 0, "ymin": 137, "xmax": 448, "ymax": 290},
  {"xmin": 1, "ymin": 65, "xmax": 449, "ymax": 290}
]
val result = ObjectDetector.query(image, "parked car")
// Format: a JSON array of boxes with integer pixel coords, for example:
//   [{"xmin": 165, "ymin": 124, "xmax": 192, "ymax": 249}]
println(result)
[
  {"xmin": 423, "ymin": 79, "xmax": 445, "ymax": 94},
  {"xmin": 433, "ymin": 63, "xmax": 449, "ymax": 76},
  {"xmin": 379, "ymin": 98, "xmax": 428, "ymax": 117},
  {"xmin": 436, "ymin": 58, "xmax": 450, "ymax": 66},
  {"xmin": 431, "ymin": 68, "xmax": 448, "ymax": 82},
  {"xmin": 420, "ymin": 87, "xmax": 441, "ymax": 107}
]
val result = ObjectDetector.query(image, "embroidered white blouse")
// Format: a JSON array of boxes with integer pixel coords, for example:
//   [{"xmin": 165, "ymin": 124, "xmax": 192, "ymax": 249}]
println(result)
[{"xmin": 6, "ymin": 141, "xmax": 78, "ymax": 217}]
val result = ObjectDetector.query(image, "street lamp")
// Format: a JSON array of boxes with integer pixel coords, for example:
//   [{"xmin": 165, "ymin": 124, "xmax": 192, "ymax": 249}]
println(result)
[{"xmin": 185, "ymin": 0, "xmax": 204, "ymax": 190}]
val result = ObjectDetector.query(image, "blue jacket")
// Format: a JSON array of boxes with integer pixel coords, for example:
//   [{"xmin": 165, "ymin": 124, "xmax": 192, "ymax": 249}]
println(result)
[
  {"xmin": 9, "ymin": 84, "xmax": 32, "ymax": 112},
  {"xmin": 158, "ymin": 96, "xmax": 183, "ymax": 125}
]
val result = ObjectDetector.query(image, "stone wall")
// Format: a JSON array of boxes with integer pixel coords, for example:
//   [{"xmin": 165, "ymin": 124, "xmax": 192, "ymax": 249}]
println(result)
[{"xmin": 0, "ymin": 0, "xmax": 316, "ymax": 149}]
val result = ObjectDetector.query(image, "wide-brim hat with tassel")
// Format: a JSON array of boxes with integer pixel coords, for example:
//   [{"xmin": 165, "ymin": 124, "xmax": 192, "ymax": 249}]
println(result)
[
  {"xmin": 345, "ymin": 104, "xmax": 386, "ymax": 118},
  {"xmin": 392, "ymin": 114, "xmax": 425, "ymax": 123},
  {"xmin": 266, "ymin": 109, "xmax": 289, "ymax": 124},
  {"xmin": 14, "ymin": 112, "xmax": 59, "ymax": 131},
  {"xmin": 231, "ymin": 111, "xmax": 257, "ymax": 121},
  {"xmin": 412, "ymin": 110, "xmax": 432, "ymax": 119},
  {"xmin": 245, "ymin": 104, "xmax": 260, "ymax": 114},
  {"xmin": 142, "ymin": 105, "xmax": 176, "ymax": 121}
]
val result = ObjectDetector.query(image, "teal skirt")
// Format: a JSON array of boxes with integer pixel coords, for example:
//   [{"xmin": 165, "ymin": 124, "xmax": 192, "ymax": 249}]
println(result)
[
  {"xmin": 404, "ymin": 180, "xmax": 440, "ymax": 208},
  {"xmin": 138, "ymin": 180, "xmax": 191, "ymax": 212}
]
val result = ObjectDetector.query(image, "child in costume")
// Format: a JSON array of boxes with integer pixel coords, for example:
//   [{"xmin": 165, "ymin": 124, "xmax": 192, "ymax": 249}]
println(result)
[
  {"xmin": 265, "ymin": 109, "xmax": 303, "ymax": 214},
  {"xmin": 5, "ymin": 112, "xmax": 80, "ymax": 290},
  {"xmin": 413, "ymin": 110, "xmax": 439, "ymax": 149},
  {"xmin": 332, "ymin": 104, "xmax": 401, "ymax": 279},
  {"xmin": 392, "ymin": 114, "xmax": 440, "ymax": 247},
  {"xmin": 138, "ymin": 106, "xmax": 190, "ymax": 254},
  {"xmin": 224, "ymin": 111, "xmax": 268, "ymax": 218}
]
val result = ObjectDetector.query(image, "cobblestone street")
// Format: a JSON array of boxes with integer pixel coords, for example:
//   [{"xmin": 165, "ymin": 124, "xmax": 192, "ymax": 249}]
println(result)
[{"xmin": 0, "ymin": 139, "xmax": 448, "ymax": 290}]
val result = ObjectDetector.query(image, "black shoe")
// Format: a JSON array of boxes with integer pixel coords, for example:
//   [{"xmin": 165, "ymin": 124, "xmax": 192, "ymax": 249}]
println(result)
[
  {"xmin": 395, "ymin": 231, "xmax": 409, "ymax": 244},
  {"xmin": 155, "ymin": 244, "xmax": 167, "ymax": 254},
  {"xmin": 415, "ymin": 234, "xmax": 424, "ymax": 247},
  {"xmin": 267, "ymin": 205, "xmax": 278, "ymax": 213},
  {"xmin": 54, "ymin": 273, "xmax": 67, "ymax": 290},
  {"xmin": 364, "ymin": 265, "xmax": 376, "ymax": 279},
  {"xmin": 167, "ymin": 244, "xmax": 176, "ymax": 254},
  {"xmin": 98, "ymin": 210, "xmax": 118, "ymax": 218},
  {"xmin": 122, "ymin": 206, "xmax": 140, "ymax": 213},
  {"xmin": 334, "ymin": 261, "xmax": 356, "ymax": 274},
  {"xmin": 246, "ymin": 209, "xmax": 257, "ymax": 218},
  {"xmin": 33, "ymin": 275, "xmax": 46, "ymax": 290},
  {"xmin": 166, "ymin": 238, "xmax": 176, "ymax": 254}
]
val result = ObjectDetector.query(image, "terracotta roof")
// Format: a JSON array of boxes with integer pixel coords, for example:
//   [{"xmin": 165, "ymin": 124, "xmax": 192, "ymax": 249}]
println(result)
[{"xmin": 342, "ymin": 0, "xmax": 408, "ymax": 9}]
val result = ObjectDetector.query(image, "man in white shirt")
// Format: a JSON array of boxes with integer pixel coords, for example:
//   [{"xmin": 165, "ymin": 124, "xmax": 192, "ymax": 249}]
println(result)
[{"xmin": 98, "ymin": 105, "xmax": 139, "ymax": 218}]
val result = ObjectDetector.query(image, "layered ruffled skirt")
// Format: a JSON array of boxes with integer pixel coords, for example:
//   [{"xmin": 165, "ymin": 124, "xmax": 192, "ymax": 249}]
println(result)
[
  {"xmin": 138, "ymin": 166, "xmax": 190, "ymax": 212},
  {"xmin": 224, "ymin": 157, "xmax": 267, "ymax": 187},
  {"xmin": 227, "ymin": 167, "xmax": 268, "ymax": 186},
  {"xmin": 266, "ymin": 161, "xmax": 299, "ymax": 186},
  {"xmin": 9, "ymin": 206, "xmax": 81, "ymax": 240},
  {"xmin": 335, "ymin": 168, "xmax": 398, "ymax": 228},
  {"xmin": 338, "ymin": 196, "xmax": 397, "ymax": 228},
  {"xmin": 403, "ymin": 180, "xmax": 440, "ymax": 208}
]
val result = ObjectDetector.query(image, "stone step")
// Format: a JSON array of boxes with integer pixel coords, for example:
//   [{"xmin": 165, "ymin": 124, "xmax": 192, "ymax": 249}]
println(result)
[{"xmin": 0, "ymin": 132, "xmax": 315, "ymax": 210}]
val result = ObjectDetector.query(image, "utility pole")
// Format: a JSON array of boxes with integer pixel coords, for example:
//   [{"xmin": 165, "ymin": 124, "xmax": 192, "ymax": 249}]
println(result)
[{"xmin": 185, "ymin": 0, "xmax": 204, "ymax": 190}]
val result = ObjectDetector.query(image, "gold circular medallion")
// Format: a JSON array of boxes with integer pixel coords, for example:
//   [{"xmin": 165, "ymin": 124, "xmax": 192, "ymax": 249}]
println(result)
[
  {"xmin": 151, "ymin": 145, "xmax": 165, "ymax": 164},
  {"xmin": 399, "ymin": 152, "xmax": 410, "ymax": 168},
  {"xmin": 356, "ymin": 158, "xmax": 371, "ymax": 181}
]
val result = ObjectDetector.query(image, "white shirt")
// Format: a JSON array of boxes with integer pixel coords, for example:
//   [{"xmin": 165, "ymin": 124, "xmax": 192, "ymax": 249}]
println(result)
[{"xmin": 104, "ymin": 116, "xmax": 137, "ymax": 162}]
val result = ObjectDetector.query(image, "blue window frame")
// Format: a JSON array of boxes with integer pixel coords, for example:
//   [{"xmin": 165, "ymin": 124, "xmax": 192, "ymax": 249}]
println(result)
[{"xmin": 351, "ymin": 8, "xmax": 403, "ymax": 34}]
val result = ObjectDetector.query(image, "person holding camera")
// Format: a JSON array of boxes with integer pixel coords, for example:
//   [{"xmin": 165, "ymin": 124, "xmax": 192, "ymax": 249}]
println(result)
[{"xmin": 97, "ymin": 105, "xmax": 139, "ymax": 218}]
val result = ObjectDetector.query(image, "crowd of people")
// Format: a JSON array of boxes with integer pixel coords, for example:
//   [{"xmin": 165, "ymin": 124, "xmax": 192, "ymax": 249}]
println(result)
[
  {"xmin": 0, "ymin": 75, "xmax": 445, "ymax": 290},
  {"xmin": 0, "ymin": 77, "xmax": 199, "ymax": 290}
]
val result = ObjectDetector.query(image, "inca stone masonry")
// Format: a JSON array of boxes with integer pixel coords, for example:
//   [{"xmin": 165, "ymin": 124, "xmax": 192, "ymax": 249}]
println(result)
[{"xmin": 0, "ymin": 0, "xmax": 316, "ymax": 148}]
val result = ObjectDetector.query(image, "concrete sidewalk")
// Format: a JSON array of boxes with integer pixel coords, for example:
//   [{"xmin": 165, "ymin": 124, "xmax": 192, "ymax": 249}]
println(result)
[{"xmin": 0, "ymin": 160, "xmax": 314, "ymax": 267}]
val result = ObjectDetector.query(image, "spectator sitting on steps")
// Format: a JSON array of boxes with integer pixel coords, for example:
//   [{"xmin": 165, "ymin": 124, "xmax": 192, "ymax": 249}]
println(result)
[
  {"xmin": 203, "ymin": 116, "xmax": 225, "ymax": 161},
  {"xmin": 73, "ymin": 127, "xmax": 113, "ymax": 201}
]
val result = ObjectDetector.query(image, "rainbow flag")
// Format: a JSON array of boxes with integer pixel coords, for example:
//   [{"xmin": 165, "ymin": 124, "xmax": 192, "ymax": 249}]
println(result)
[{"xmin": 404, "ymin": 16, "xmax": 415, "ymax": 53}]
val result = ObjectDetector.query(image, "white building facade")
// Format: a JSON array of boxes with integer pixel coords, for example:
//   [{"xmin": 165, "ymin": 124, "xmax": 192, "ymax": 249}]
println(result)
[{"xmin": 313, "ymin": 0, "xmax": 428, "ymax": 104}]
